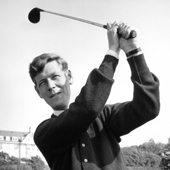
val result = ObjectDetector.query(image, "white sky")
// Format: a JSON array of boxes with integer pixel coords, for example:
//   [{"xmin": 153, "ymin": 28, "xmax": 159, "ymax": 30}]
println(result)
[{"xmin": 0, "ymin": 0, "xmax": 170, "ymax": 147}]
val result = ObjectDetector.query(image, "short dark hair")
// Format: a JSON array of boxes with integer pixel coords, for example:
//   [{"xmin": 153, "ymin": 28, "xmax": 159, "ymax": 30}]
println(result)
[{"xmin": 29, "ymin": 53, "xmax": 68, "ymax": 84}]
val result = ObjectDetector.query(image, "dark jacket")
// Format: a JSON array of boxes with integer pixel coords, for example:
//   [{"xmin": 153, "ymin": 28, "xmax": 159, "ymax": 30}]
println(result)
[{"xmin": 34, "ymin": 54, "xmax": 160, "ymax": 170}]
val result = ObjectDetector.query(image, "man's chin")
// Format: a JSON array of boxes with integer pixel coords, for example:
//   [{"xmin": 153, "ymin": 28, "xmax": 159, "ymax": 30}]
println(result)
[
  {"xmin": 52, "ymin": 104, "xmax": 68, "ymax": 111},
  {"xmin": 46, "ymin": 98, "xmax": 69, "ymax": 110}
]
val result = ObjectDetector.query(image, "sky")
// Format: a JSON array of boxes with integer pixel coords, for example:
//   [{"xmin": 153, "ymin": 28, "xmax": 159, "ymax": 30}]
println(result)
[{"xmin": 0, "ymin": 0, "xmax": 170, "ymax": 147}]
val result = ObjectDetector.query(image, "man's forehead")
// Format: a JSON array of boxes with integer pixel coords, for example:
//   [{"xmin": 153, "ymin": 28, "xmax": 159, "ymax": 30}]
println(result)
[{"xmin": 44, "ymin": 60, "xmax": 62, "ymax": 71}]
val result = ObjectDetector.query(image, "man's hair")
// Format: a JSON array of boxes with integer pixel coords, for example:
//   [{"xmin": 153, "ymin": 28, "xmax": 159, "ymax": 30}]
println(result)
[{"xmin": 29, "ymin": 53, "xmax": 68, "ymax": 84}]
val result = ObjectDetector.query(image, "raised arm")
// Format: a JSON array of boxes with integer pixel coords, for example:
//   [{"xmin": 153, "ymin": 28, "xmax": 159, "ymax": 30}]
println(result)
[{"xmin": 102, "ymin": 23, "xmax": 160, "ymax": 137}]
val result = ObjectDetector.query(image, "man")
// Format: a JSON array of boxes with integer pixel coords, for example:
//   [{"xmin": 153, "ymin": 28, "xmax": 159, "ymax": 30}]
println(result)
[{"xmin": 29, "ymin": 22, "xmax": 160, "ymax": 169}]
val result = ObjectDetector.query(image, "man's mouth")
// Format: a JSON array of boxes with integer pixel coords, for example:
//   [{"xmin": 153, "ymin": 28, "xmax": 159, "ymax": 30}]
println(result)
[{"xmin": 50, "ymin": 92, "xmax": 61, "ymax": 98}]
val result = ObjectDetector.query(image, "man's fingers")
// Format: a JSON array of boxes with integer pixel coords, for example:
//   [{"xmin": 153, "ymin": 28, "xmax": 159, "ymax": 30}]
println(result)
[
  {"xmin": 125, "ymin": 26, "xmax": 131, "ymax": 39},
  {"xmin": 118, "ymin": 23, "xmax": 132, "ymax": 39},
  {"xmin": 107, "ymin": 23, "xmax": 112, "ymax": 30},
  {"xmin": 107, "ymin": 22, "xmax": 119, "ymax": 31}
]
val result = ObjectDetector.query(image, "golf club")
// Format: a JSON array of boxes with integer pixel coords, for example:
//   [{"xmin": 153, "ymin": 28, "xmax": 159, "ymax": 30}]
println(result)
[{"xmin": 28, "ymin": 7, "xmax": 136, "ymax": 39}]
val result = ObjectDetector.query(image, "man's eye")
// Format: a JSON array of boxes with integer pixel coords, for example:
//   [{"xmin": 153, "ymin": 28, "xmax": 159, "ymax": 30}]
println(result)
[
  {"xmin": 52, "ymin": 75, "xmax": 59, "ymax": 79},
  {"xmin": 39, "ymin": 81, "xmax": 45, "ymax": 87}
]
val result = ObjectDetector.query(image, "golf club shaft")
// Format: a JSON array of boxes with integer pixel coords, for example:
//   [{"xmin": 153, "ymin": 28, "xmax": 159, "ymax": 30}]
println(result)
[
  {"xmin": 43, "ymin": 9, "xmax": 107, "ymax": 29},
  {"xmin": 42, "ymin": 9, "xmax": 136, "ymax": 38}
]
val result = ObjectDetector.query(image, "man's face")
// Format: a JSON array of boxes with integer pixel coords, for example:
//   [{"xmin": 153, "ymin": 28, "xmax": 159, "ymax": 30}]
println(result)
[{"xmin": 34, "ymin": 60, "xmax": 72, "ymax": 110}]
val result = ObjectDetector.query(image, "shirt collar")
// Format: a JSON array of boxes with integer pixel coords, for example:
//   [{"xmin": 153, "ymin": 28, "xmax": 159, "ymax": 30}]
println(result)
[{"xmin": 53, "ymin": 110, "xmax": 64, "ymax": 116}]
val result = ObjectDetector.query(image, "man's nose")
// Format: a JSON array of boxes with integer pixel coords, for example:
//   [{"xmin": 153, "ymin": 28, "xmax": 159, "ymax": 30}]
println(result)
[{"xmin": 47, "ymin": 80, "xmax": 55, "ymax": 91}]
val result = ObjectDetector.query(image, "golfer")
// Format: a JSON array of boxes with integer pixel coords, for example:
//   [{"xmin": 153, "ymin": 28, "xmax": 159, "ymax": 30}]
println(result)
[{"xmin": 29, "ymin": 22, "xmax": 160, "ymax": 170}]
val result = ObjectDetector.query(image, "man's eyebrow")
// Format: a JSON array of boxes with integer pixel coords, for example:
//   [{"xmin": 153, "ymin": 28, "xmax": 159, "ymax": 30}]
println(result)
[{"xmin": 51, "ymin": 73, "xmax": 60, "ymax": 76}]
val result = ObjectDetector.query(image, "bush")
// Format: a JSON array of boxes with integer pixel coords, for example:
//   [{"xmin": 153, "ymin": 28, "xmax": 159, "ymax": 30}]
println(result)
[
  {"xmin": 30, "ymin": 156, "xmax": 45, "ymax": 170},
  {"xmin": 122, "ymin": 145, "xmax": 161, "ymax": 168},
  {"xmin": 0, "ymin": 152, "xmax": 46, "ymax": 170},
  {"xmin": 10, "ymin": 156, "xmax": 20, "ymax": 165},
  {"xmin": 17, "ymin": 164, "xmax": 33, "ymax": 170},
  {"xmin": 127, "ymin": 167, "xmax": 161, "ymax": 170},
  {"xmin": 0, "ymin": 164, "xmax": 17, "ymax": 170}
]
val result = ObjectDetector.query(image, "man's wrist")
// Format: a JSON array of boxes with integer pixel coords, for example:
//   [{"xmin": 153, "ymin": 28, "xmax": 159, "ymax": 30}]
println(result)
[
  {"xmin": 122, "ymin": 43, "xmax": 140, "ymax": 53},
  {"xmin": 106, "ymin": 49, "xmax": 119, "ymax": 59},
  {"xmin": 126, "ymin": 47, "xmax": 142, "ymax": 58}
]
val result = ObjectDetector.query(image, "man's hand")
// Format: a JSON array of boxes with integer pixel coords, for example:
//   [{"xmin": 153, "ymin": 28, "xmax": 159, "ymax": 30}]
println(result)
[
  {"xmin": 107, "ymin": 22, "xmax": 120, "ymax": 55},
  {"xmin": 118, "ymin": 23, "xmax": 139, "ymax": 53}
]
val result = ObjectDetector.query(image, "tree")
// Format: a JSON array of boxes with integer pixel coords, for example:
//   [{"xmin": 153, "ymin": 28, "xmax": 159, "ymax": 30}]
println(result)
[
  {"xmin": 139, "ymin": 138, "xmax": 165, "ymax": 155},
  {"xmin": 0, "ymin": 152, "xmax": 10, "ymax": 166},
  {"xmin": 159, "ymin": 144, "xmax": 170, "ymax": 169}
]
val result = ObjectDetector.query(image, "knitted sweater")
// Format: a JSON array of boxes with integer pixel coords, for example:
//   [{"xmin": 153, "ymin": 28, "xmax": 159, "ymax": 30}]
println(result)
[{"xmin": 34, "ymin": 54, "xmax": 160, "ymax": 170}]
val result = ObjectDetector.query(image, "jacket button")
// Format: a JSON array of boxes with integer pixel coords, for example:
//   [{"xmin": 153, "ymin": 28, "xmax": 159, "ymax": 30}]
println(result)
[
  {"xmin": 82, "ymin": 143, "xmax": 85, "ymax": 147},
  {"xmin": 84, "ymin": 159, "xmax": 88, "ymax": 162}
]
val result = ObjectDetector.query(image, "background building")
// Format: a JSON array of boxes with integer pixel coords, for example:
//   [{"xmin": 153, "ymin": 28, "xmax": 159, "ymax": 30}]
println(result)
[{"xmin": 0, "ymin": 128, "xmax": 44, "ymax": 161}]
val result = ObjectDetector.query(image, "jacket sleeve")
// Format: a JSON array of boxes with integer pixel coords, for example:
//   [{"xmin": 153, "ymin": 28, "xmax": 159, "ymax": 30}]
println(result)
[
  {"xmin": 102, "ymin": 54, "xmax": 160, "ymax": 137},
  {"xmin": 34, "ymin": 55, "xmax": 118, "ymax": 155}
]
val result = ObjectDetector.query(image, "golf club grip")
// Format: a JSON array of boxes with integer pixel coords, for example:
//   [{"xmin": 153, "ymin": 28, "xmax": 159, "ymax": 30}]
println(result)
[{"xmin": 103, "ymin": 25, "xmax": 137, "ymax": 39}]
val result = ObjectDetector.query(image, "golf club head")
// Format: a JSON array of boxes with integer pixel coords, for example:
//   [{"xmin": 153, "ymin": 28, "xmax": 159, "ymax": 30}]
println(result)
[{"xmin": 28, "ymin": 8, "xmax": 44, "ymax": 23}]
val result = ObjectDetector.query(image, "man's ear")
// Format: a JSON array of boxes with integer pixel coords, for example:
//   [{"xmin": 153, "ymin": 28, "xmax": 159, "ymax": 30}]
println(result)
[
  {"xmin": 34, "ymin": 85, "xmax": 43, "ymax": 98},
  {"xmin": 67, "ymin": 70, "xmax": 73, "ymax": 85}
]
